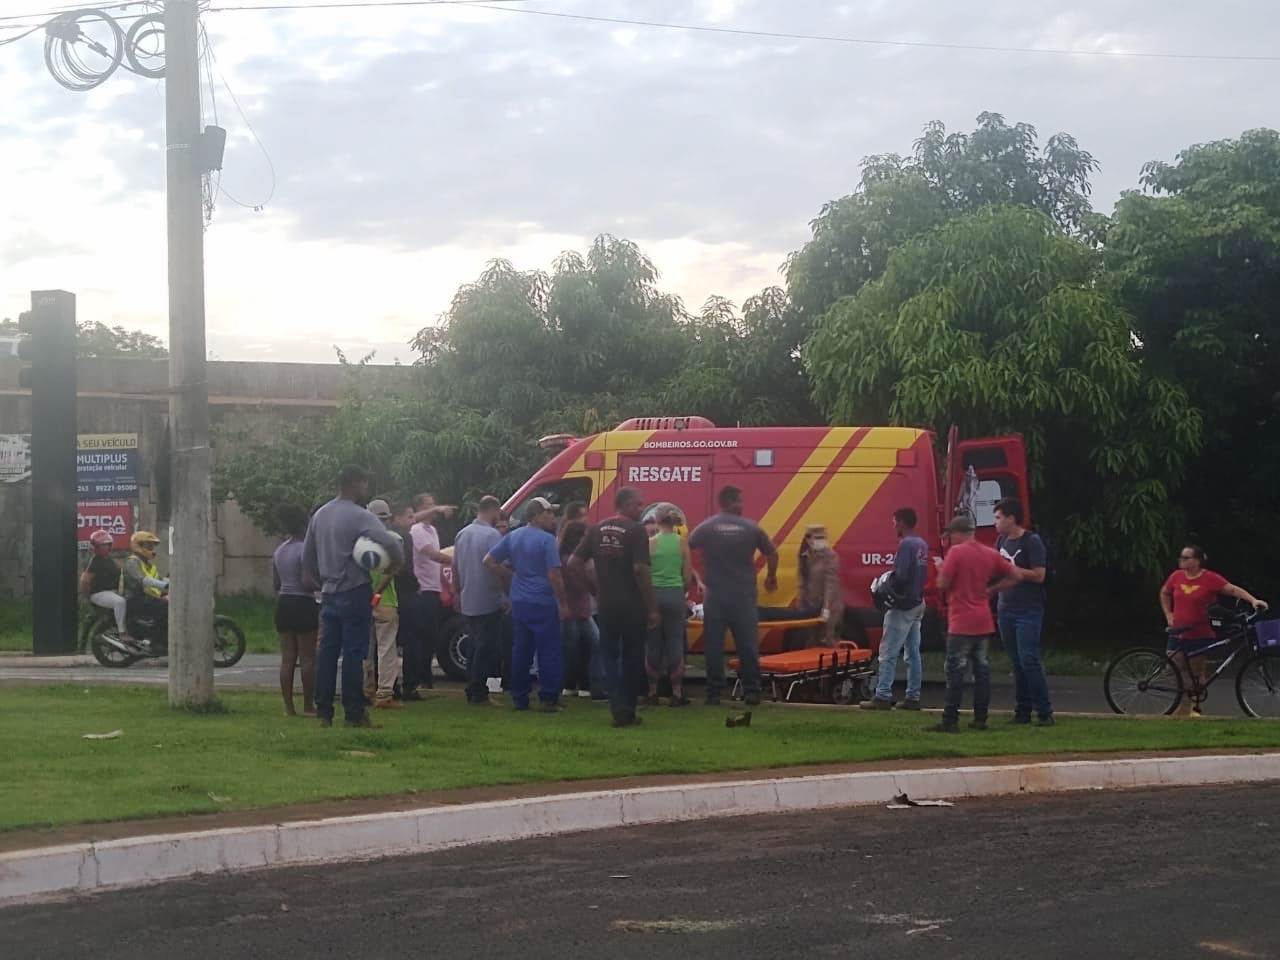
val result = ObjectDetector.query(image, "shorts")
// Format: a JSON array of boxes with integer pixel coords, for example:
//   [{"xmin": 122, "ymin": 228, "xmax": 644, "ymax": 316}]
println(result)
[{"xmin": 275, "ymin": 595, "xmax": 320, "ymax": 633}]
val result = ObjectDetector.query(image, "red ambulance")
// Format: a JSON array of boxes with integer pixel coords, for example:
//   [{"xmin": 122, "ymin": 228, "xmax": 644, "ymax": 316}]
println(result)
[{"xmin": 501, "ymin": 416, "xmax": 1029, "ymax": 653}]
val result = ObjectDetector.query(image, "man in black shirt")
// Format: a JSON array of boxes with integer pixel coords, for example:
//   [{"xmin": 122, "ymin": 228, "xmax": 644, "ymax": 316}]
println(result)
[{"xmin": 570, "ymin": 486, "xmax": 657, "ymax": 728}]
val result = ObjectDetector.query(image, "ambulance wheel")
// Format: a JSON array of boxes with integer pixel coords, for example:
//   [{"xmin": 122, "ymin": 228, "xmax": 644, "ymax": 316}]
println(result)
[
  {"xmin": 439, "ymin": 616, "xmax": 470, "ymax": 682},
  {"xmin": 921, "ymin": 608, "xmax": 945, "ymax": 651}
]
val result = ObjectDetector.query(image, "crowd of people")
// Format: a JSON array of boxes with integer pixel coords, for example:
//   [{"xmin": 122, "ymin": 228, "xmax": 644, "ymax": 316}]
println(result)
[{"xmin": 79, "ymin": 461, "xmax": 1271, "ymax": 730}]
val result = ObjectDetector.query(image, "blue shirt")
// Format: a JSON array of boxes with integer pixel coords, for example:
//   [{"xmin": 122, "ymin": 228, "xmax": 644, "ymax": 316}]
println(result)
[
  {"xmin": 891, "ymin": 535, "xmax": 928, "ymax": 608},
  {"xmin": 485, "ymin": 524, "xmax": 560, "ymax": 607},
  {"xmin": 452, "ymin": 519, "xmax": 504, "ymax": 617}
]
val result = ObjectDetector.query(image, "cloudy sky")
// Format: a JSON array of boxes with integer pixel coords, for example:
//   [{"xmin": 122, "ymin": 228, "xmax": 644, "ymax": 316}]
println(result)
[{"xmin": 1, "ymin": 0, "xmax": 1275, "ymax": 363}]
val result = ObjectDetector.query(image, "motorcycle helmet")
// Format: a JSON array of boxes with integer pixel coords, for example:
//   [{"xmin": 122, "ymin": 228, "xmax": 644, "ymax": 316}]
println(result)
[
  {"xmin": 89, "ymin": 529, "xmax": 114, "ymax": 556},
  {"xmin": 870, "ymin": 570, "xmax": 901, "ymax": 612},
  {"xmin": 130, "ymin": 530, "xmax": 161, "ymax": 560}
]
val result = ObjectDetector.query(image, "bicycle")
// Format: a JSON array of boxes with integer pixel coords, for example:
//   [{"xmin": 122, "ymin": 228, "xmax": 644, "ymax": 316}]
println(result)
[{"xmin": 1104, "ymin": 605, "xmax": 1280, "ymax": 718}]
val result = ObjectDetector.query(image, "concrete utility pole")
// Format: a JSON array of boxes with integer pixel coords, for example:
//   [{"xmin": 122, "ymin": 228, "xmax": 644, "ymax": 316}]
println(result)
[{"xmin": 164, "ymin": 0, "xmax": 214, "ymax": 708}]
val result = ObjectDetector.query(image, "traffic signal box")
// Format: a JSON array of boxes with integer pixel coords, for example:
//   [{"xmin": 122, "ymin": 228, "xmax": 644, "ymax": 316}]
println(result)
[{"xmin": 21, "ymin": 291, "xmax": 78, "ymax": 655}]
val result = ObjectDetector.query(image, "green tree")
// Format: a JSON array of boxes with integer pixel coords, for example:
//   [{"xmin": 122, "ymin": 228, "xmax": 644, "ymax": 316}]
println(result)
[
  {"xmin": 1103, "ymin": 128, "xmax": 1280, "ymax": 589},
  {"xmin": 806, "ymin": 205, "xmax": 1200, "ymax": 573},
  {"xmin": 76, "ymin": 321, "xmax": 167, "ymax": 358},
  {"xmin": 0, "ymin": 316, "xmax": 167, "ymax": 357},
  {"xmin": 787, "ymin": 112, "xmax": 1097, "ymax": 324}
]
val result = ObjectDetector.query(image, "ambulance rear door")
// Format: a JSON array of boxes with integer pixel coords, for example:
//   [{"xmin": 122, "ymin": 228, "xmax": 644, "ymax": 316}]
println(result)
[{"xmin": 616, "ymin": 454, "xmax": 714, "ymax": 527}]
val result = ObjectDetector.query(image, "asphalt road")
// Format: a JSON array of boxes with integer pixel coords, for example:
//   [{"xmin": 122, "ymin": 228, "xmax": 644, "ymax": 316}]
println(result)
[
  {"xmin": 4, "ymin": 785, "xmax": 1278, "ymax": 959},
  {"xmin": 0, "ymin": 653, "xmax": 1249, "ymax": 716}
]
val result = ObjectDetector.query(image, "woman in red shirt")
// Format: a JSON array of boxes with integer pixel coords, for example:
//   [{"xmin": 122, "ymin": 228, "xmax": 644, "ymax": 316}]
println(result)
[{"xmin": 1160, "ymin": 544, "xmax": 1267, "ymax": 715}]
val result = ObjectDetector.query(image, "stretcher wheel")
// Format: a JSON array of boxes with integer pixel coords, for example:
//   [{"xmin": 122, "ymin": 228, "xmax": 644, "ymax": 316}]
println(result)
[{"xmin": 833, "ymin": 676, "xmax": 870, "ymax": 706}]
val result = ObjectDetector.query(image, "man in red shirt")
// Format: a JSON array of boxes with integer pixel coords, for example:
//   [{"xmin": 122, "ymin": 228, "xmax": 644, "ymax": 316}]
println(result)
[
  {"xmin": 1160, "ymin": 544, "xmax": 1267, "ymax": 716},
  {"xmin": 931, "ymin": 514, "xmax": 1019, "ymax": 733}
]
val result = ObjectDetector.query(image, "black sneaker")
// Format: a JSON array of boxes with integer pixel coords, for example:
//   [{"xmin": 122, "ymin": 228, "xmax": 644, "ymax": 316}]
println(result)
[
  {"xmin": 467, "ymin": 697, "xmax": 492, "ymax": 707},
  {"xmin": 1037, "ymin": 715, "xmax": 1056, "ymax": 727},
  {"xmin": 402, "ymin": 689, "xmax": 426, "ymax": 702},
  {"xmin": 540, "ymin": 701, "xmax": 562, "ymax": 714},
  {"xmin": 642, "ymin": 695, "xmax": 660, "ymax": 707},
  {"xmin": 317, "ymin": 715, "xmax": 333, "ymax": 729},
  {"xmin": 612, "ymin": 714, "xmax": 643, "ymax": 728},
  {"xmin": 344, "ymin": 715, "xmax": 380, "ymax": 729},
  {"xmin": 743, "ymin": 691, "xmax": 762, "ymax": 707},
  {"xmin": 898, "ymin": 699, "xmax": 922, "ymax": 711},
  {"xmin": 859, "ymin": 698, "xmax": 893, "ymax": 711},
  {"xmin": 1009, "ymin": 715, "xmax": 1032, "ymax": 725},
  {"xmin": 669, "ymin": 696, "xmax": 691, "ymax": 708},
  {"xmin": 928, "ymin": 721, "xmax": 960, "ymax": 734},
  {"xmin": 969, "ymin": 719, "xmax": 989, "ymax": 731}
]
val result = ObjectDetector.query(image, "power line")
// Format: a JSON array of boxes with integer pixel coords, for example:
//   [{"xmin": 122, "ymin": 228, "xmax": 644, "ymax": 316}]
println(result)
[
  {"xmin": 206, "ymin": 0, "xmax": 533, "ymax": 11},
  {"xmin": 459, "ymin": 3, "xmax": 1280, "ymax": 65},
  {"xmin": 204, "ymin": 32, "xmax": 277, "ymax": 211}
]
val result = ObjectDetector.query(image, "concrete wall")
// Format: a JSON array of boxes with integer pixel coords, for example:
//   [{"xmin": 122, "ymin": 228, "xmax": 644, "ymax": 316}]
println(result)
[{"xmin": 0, "ymin": 357, "xmax": 419, "ymax": 598}]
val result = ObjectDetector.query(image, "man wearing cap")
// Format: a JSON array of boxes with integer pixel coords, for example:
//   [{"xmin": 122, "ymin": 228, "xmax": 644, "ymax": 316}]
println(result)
[
  {"xmin": 364, "ymin": 499, "xmax": 405, "ymax": 711},
  {"xmin": 931, "ymin": 514, "xmax": 1019, "ymax": 733},
  {"xmin": 304, "ymin": 465, "xmax": 404, "ymax": 729},
  {"xmin": 483, "ymin": 497, "xmax": 569, "ymax": 712}
]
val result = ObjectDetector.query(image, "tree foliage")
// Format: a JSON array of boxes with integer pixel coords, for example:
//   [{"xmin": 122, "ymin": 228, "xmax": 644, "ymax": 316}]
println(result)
[
  {"xmin": 787, "ymin": 112, "xmax": 1098, "ymax": 324},
  {"xmin": 0, "ymin": 316, "xmax": 167, "ymax": 357},
  {"xmin": 1103, "ymin": 128, "xmax": 1280, "ymax": 591},
  {"xmin": 807, "ymin": 205, "xmax": 1200, "ymax": 572}
]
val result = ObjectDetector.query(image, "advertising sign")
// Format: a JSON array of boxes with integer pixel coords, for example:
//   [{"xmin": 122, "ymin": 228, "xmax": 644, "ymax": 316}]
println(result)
[
  {"xmin": 0, "ymin": 434, "xmax": 31, "ymax": 483},
  {"xmin": 76, "ymin": 433, "xmax": 139, "ymax": 498},
  {"xmin": 76, "ymin": 501, "xmax": 134, "ymax": 551}
]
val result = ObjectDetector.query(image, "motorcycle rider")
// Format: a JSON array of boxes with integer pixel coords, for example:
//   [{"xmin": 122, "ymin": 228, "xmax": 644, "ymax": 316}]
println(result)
[
  {"xmin": 80, "ymin": 530, "xmax": 131, "ymax": 644},
  {"xmin": 122, "ymin": 531, "xmax": 169, "ymax": 651}
]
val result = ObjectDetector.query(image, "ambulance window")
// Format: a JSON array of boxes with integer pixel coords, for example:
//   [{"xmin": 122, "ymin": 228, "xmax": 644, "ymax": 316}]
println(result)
[
  {"xmin": 509, "ymin": 478, "xmax": 592, "ymax": 526},
  {"xmin": 971, "ymin": 478, "xmax": 1018, "ymax": 528}
]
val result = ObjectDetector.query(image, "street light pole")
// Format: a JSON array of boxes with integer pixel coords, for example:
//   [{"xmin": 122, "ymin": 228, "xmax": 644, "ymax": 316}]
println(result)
[{"xmin": 164, "ymin": 0, "xmax": 214, "ymax": 708}]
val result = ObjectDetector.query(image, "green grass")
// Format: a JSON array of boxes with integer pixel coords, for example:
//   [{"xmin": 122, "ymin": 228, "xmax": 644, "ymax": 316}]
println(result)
[
  {"xmin": 0, "ymin": 594, "xmax": 278, "ymax": 654},
  {"xmin": 4, "ymin": 685, "xmax": 1280, "ymax": 833}
]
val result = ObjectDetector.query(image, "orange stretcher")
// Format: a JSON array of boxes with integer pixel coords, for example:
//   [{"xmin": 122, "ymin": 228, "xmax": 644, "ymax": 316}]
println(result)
[{"xmin": 728, "ymin": 637, "xmax": 876, "ymax": 706}]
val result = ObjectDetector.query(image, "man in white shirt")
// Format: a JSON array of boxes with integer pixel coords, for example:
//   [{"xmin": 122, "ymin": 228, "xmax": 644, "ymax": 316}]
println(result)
[{"xmin": 410, "ymin": 492, "xmax": 455, "ymax": 690}]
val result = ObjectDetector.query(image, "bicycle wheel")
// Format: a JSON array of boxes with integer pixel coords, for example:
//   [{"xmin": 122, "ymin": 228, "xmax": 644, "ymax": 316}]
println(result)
[
  {"xmin": 1235, "ymin": 651, "xmax": 1280, "ymax": 718},
  {"xmin": 1104, "ymin": 647, "xmax": 1183, "ymax": 716}
]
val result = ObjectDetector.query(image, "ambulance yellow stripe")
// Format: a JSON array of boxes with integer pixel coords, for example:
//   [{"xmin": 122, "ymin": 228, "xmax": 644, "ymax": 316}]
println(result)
[
  {"xmin": 760, "ymin": 427, "xmax": 923, "ymax": 601},
  {"xmin": 585, "ymin": 430, "xmax": 655, "ymax": 508},
  {"xmin": 754, "ymin": 427, "xmax": 859, "ymax": 539}
]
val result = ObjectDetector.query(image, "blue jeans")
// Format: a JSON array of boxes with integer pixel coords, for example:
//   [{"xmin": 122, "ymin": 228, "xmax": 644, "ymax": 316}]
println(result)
[
  {"xmin": 999, "ymin": 606, "xmax": 1052, "ymax": 720},
  {"xmin": 316, "ymin": 584, "xmax": 373, "ymax": 723},
  {"xmin": 942, "ymin": 633, "xmax": 991, "ymax": 724},
  {"xmin": 510, "ymin": 601, "xmax": 563, "ymax": 708},
  {"xmin": 561, "ymin": 617, "xmax": 596, "ymax": 691},
  {"xmin": 702, "ymin": 595, "xmax": 760, "ymax": 697},
  {"xmin": 874, "ymin": 603, "xmax": 924, "ymax": 702}
]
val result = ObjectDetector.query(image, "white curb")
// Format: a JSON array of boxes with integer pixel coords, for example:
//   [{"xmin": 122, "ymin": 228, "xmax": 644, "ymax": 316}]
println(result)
[{"xmin": 3, "ymin": 752, "xmax": 1279, "ymax": 905}]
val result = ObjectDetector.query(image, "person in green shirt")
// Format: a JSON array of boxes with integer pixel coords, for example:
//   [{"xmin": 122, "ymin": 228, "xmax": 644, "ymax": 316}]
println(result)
[
  {"xmin": 645, "ymin": 504, "xmax": 695, "ymax": 707},
  {"xmin": 365, "ymin": 499, "xmax": 405, "ymax": 710}
]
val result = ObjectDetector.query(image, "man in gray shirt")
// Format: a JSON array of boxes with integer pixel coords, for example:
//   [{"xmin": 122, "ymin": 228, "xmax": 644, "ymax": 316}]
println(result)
[
  {"xmin": 689, "ymin": 485, "xmax": 779, "ymax": 706},
  {"xmin": 303, "ymin": 464, "xmax": 404, "ymax": 728},
  {"xmin": 451, "ymin": 495, "xmax": 505, "ymax": 705}
]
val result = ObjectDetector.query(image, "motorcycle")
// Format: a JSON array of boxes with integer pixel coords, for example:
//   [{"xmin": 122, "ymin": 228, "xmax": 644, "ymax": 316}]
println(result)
[{"xmin": 80, "ymin": 604, "xmax": 247, "ymax": 669}]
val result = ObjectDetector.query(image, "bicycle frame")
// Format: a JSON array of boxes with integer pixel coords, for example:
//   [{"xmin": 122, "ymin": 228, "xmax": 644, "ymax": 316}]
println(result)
[{"xmin": 1168, "ymin": 626, "xmax": 1253, "ymax": 703}]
